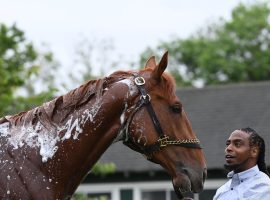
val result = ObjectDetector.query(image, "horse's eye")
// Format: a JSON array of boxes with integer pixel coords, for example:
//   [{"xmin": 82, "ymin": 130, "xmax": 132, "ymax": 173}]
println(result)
[{"xmin": 171, "ymin": 104, "xmax": 182, "ymax": 113}]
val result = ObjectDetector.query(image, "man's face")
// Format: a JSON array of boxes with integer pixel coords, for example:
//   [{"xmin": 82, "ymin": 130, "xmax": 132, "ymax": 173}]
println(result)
[{"xmin": 225, "ymin": 130, "xmax": 257, "ymax": 172}]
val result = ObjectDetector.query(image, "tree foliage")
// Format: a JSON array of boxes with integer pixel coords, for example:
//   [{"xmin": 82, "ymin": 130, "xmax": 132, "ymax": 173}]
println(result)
[
  {"xmin": 140, "ymin": 2, "xmax": 270, "ymax": 86},
  {"xmin": 0, "ymin": 23, "xmax": 57, "ymax": 117}
]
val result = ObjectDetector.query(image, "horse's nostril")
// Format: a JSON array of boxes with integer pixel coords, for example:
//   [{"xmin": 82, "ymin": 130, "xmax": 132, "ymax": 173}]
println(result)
[
  {"xmin": 182, "ymin": 168, "xmax": 189, "ymax": 176},
  {"xmin": 203, "ymin": 168, "xmax": 207, "ymax": 182}
]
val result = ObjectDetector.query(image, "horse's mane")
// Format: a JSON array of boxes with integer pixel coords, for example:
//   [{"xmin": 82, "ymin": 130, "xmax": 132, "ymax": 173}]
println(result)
[
  {"xmin": 1, "ymin": 71, "xmax": 134, "ymax": 127},
  {"xmin": 0, "ymin": 69, "xmax": 175, "ymax": 127}
]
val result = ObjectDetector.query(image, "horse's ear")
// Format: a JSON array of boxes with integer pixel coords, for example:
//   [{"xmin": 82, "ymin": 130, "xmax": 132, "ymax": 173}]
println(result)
[
  {"xmin": 151, "ymin": 51, "xmax": 168, "ymax": 81},
  {"xmin": 144, "ymin": 56, "xmax": 156, "ymax": 69}
]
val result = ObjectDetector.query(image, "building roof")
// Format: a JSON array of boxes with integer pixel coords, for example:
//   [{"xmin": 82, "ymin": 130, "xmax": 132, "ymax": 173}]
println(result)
[{"xmin": 100, "ymin": 81, "xmax": 270, "ymax": 172}]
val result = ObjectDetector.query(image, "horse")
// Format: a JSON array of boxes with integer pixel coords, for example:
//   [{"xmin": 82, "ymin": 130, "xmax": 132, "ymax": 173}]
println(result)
[{"xmin": 0, "ymin": 52, "xmax": 206, "ymax": 200}]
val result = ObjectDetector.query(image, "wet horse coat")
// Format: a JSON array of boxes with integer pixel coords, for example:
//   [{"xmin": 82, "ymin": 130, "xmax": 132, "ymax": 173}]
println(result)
[{"xmin": 0, "ymin": 52, "xmax": 206, "ymax": 199}]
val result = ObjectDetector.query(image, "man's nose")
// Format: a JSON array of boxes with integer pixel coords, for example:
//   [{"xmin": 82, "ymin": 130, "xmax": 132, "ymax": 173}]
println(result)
[{"xmin": 225, "ymin": 144, "xmax": 232, "ymax": 153}]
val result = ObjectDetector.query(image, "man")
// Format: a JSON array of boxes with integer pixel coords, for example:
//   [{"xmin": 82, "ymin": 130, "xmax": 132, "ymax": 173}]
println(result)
[{"xmin": 213, "ymin": 127, "xmax": 270, "ymax": 200}]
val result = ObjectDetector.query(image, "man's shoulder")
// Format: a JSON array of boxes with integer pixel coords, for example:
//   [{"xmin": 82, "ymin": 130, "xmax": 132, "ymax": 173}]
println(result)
[
  {"xmin": 249, "ymin": 171, "xmax": 270, "ymax": 192},
  {"xmin": 256, "ymin": 171, "xmax": 270, "ymax": 184}
]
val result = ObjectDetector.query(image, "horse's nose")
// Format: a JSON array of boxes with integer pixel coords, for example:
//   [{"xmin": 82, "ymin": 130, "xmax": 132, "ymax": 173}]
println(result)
[
  {"xmin": 189, "ymin": 167, "xmax": 206, "ymax": 193},
  {"xmin": 179, "ymin": 167, "xmax": 206, "ymax": 193}
]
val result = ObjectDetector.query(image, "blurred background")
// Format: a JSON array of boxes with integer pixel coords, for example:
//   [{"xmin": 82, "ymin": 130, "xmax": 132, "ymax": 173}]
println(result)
[{"xmin": 1, "ymin": 0, "xmax": 270, "ymax": 199}]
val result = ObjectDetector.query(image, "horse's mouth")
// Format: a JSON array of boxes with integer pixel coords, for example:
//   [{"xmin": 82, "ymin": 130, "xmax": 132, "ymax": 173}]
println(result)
[
  {"xmin": 173, "ymin": 179, "xmax": 192, "ymax": 199},
  {"xmin": 172, "ymin": 171, "xmax": 204, "ymax": 200},
  {"xmin": 172, "ymin": 173, "xmax": 191, "ymax": 199}
]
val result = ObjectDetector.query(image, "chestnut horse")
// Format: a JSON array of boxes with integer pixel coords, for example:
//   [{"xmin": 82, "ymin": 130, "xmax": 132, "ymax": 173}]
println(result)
[{"xmin": 0, "ymin": 52, "xmax": 206, "ymax": 200}]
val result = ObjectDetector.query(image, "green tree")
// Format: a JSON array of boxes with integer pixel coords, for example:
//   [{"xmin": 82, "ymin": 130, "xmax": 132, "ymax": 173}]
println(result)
[
  {"xmin": 0, "ymin": 23, "xmax": 57, "ymax": 117},
  {"xmin": 140, "ymin": 2, "xmax": 270, "ymax": 86}
]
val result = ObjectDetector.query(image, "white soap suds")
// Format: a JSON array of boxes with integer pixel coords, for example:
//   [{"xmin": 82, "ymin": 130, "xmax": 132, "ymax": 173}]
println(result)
[
  {"xmin": 0, "ymin": 122, "xmax": 10, "ymax": 137},
  {"xmin": 0, "ymin": 78, "xmax": 137, "ymax": 162},
  {"xmin": 0, "ymin": 101, "xmax": 101, "ymax": 163},
  {"xmin": 118, "ymin": 79, "xmax": 137, "ymax": 96},
  {"xmin": 120, "ymin": 103, "xmax": 128, "ymax": 125}
]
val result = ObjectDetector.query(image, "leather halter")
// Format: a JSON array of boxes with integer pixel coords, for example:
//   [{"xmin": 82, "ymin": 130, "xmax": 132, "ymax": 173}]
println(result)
[{"xmin": 122, "ymin": 74, "xmax": 202, "ymax": 160}]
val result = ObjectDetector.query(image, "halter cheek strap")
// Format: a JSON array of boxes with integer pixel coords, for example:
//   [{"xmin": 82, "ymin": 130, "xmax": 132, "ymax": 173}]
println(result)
[{"xmin": 122, "ymin": 74, "xmax": 202, "ymax": 161}]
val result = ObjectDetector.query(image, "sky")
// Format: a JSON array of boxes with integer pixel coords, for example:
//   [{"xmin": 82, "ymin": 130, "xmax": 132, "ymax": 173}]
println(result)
[{"xmin": 0, "ymin": 0, "xmax": 253, "ymax": 85}]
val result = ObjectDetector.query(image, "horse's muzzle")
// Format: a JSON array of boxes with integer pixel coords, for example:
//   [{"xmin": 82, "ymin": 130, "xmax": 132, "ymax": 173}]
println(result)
[{"xmin": 172, "ymin": 167, "xmax": 207, "ymax": 199}]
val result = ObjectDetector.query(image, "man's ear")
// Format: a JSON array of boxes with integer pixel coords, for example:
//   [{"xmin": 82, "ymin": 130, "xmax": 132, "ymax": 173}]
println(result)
[{"xmin": 251, "ymin": 147, "xmax": 259, "ymax": 158}]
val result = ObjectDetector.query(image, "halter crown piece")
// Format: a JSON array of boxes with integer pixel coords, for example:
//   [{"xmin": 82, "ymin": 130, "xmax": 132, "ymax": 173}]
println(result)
[{"xmin": 122, "ymin": 74, "xmax": 202, "ymax": 161}]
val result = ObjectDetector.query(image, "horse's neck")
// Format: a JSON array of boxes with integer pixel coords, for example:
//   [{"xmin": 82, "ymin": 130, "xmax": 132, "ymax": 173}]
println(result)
[{"xmin": 53, "ymin": 80, "xmax": 135, "ymax": 197}]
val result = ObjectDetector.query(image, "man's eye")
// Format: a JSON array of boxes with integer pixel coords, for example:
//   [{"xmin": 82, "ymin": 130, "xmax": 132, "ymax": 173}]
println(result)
[{"xmin": 235, "ymin": 142, "xmax": 241, "ymax": 147}]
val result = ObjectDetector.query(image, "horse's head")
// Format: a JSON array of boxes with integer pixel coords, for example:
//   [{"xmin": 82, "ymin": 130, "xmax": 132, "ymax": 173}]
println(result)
[{"xmin": 121, "ymin": 52, "xmax": 207, "ymax": 199}]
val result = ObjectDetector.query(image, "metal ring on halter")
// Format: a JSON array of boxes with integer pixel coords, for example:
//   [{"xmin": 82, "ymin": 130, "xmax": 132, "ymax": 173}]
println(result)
[
  {"xmin": 134, "ymin": 76, "xmax": 145, "ymax": 86},
  {"xmin": 140, "ymin": 94, "xmax": 151, "ymax": 102}
]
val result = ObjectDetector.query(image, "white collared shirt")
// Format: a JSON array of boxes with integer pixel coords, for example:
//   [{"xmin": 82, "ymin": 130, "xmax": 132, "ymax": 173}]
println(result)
[{"xmin": 213, "ymin": 165, "xmax": 270, "ymax": 200}]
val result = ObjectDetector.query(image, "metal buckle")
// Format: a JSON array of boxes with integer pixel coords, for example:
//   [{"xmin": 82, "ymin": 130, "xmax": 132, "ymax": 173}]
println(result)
[
  {"xmin": 134, "ymin": 76, "xmax": 145, "ymax": 86},
  {"xmin": 158, "ymin": 135, "xmax": 169, "ymax": 147},
  {"xmin": 140, "ymin": 94, "xmax": 151, "ymax": 102}
]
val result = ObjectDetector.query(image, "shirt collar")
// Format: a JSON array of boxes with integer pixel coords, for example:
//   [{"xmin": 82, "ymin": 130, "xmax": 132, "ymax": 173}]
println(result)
[{"xmin": 227, "ymin": 165, "xmax": 260, "ymax": 179}]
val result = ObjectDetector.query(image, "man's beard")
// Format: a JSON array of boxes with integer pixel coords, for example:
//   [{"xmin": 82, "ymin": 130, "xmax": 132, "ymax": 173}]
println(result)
[
  {"xmin": 224, "ymin": 163, "xmax": 241, "ymax": 172},
  {"xmin": 224, "ymin": 158, "xmax": 250, "ymax": 173}
]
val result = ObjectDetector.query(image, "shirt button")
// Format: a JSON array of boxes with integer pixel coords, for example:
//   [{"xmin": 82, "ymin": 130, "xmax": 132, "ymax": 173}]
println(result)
[{"xmin": 231, "ymin": 188, "xmax": 233, "ymax": 190}]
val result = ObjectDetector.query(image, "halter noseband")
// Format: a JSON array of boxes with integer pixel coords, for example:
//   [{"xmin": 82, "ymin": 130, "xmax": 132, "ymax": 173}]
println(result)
[{"xmin": 122, "ymin": 74, "xmax": 202, "ymax": 160}]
